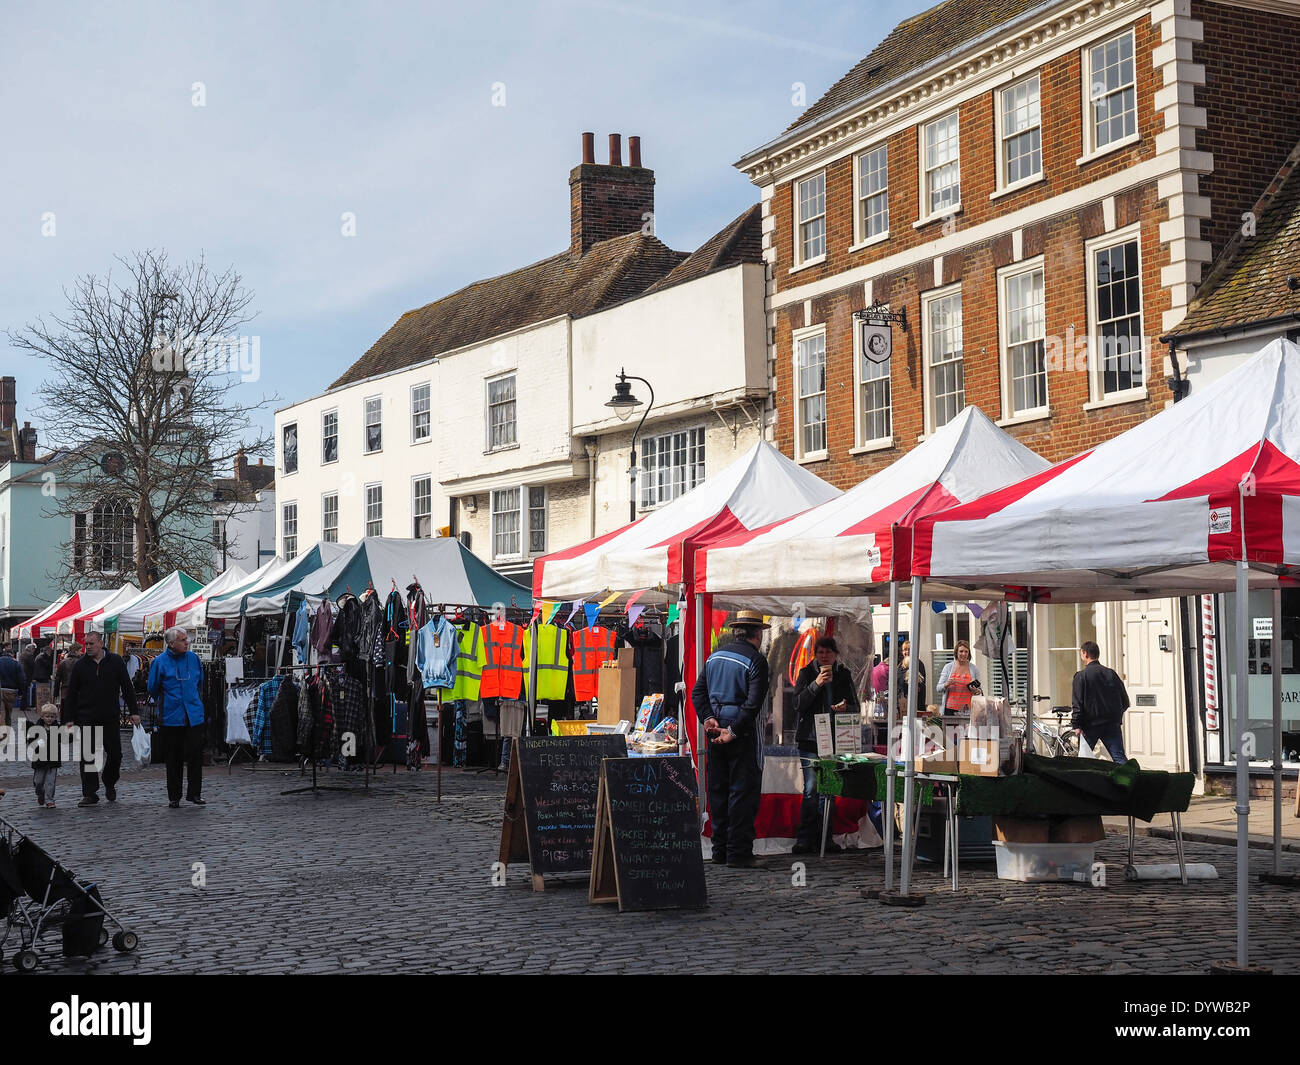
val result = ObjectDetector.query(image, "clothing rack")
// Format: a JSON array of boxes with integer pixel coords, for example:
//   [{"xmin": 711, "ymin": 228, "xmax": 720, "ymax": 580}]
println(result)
[{"xmin": 270, "ymin": 663, "xmax": 371, "ymax": 796}]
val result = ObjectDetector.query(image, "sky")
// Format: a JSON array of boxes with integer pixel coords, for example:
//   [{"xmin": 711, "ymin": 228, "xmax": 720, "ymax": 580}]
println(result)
[{"xmin": 0, "ymin": 0, "xmax": 930, "ymax": 453}]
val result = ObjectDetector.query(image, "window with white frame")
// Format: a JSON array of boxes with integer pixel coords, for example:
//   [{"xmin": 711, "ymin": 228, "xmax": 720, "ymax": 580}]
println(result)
[
  {"xmin": 73, "ymin": 500, "xmax": 135, "ymax": 574},
  {"xmin": 413, "ymin": 476, "xmax": 432, "ymax": 539},
  {"xmin": 923, "ymin": 112, "xmax": 961, "ymax": 217},
  {"xmin": 322, "ymin": 493, "xmax": 339, "ymax": 543},
  {"xmin": 364, "ymin": 396, "xmax": 382, "ymax": 454},
  {"xmin": 528, "ymin": 487, "xmax": 547, "ymax": 554},
  {"xmin": 492, "ymin": 487, "xmax": 521, "ymax": 559},
  {"xmin": 796, "ymin": 172, "xmax": 826, "ymax": 263},
  {"xmin": 856, "ymin": 145, "xmax": 889, "ymax": 242},
  {"xmin": 1089, "ymin": 230, "xmax": 1145, "ymax": 398},
  {"xmin": 1086, "ymin": 29, "xmax": 1137, "ymax": 153},
  {"xmin": 322, "ymin": 410, "xmax": 338, "ymax": 464},
  {"xmin": 999, "ymin": 74, "xmax": 1042, "ymax": 187},
  {"xmin": 282, "ymin": 422, "xmax": 298, "ymax": 475},
  {"xmin": 364, "ymin": 484, "xmax": 382, "ymax": 537},
  {"xmin": 640, "ymin": 427, "xmax": 705, "ymax": 509},
  {"xmin": 1000, "ymin": 262, "xmax": 1048, "ymax": 417},
  {"xmin": 794, "ymin": 329, "xmax": 827, "ymax": 458},
  {"xmin": 411, "ymin": 383, "xmax": 431, "ymax": 443},
  {"xmin": 923, "ymin": 288, "xmax": 965, "ymax": 430},
  {"xmin": 212, "ymin": 518, "xmax": 227, "ymax": 553},
  {"xmin": 857, "ymin": 331, "xmax": 892, "ymax": 446},
  {"xmin": 487, "ymin": 375, "xmax": 516, "ymax": 450},
  {"xmin": 282, "ymin": 502, "xmax": 298, "ymax": 561}
]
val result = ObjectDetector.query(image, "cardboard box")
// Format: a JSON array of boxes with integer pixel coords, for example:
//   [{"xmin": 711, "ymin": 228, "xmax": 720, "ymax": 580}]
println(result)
[
  {"xmin": 596, "ymin": 665, "xmax": 637, "ymax": 724},
  {"xmin": 611, "ymin": 647, "xmax": 634, "ymax": 669},
  {"xmin": 993, "ymin": 817, "xmax": 1052, "ymax": 844},
  {"xmin": 958, "ymin": 738, "xmax": 1000, "ymax": 776},
  {"xmin": 1050, "ymin": 815, "xmax": 1106, "ymax": 843},
  {"xmin": 914, "ymin": 753, "xmax": 961, "ymax": 775}
]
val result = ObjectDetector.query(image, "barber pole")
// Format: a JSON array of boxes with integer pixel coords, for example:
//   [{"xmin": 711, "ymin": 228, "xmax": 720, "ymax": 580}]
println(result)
[{"xmin": 1201, "ymin": 594, "xmax": 1218, "ymax": 731}]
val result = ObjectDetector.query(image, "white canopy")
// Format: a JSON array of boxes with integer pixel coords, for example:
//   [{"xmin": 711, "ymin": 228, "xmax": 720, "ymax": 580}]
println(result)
[
  {"xmin": 57, "ymin": 584, "xmax": 141, "ymax": 636},
  {"xmin": 15, "ymin": 593, "xmax": 74, "ymax": 641},
  {"xmin": 534, "ymin": 440, "xmax": 842, "ymax": 609},
  {"xmin": 697, "ymin": 407, "xmax": 1049, "ymax": 600},
  {"xmin": 146, "ymin": 563, "xmax": 252, "ymax": 634},
  {"xmin": 99, "ymin": 571, "xmax": 204, "ymax": 636}
]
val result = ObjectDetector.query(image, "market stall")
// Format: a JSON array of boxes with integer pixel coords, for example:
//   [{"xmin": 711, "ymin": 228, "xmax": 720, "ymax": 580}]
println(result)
[
  {"xmin": 24, "ymin": 589, "xmax": 118, "ymax": 640},
  {"xmin": 98, "ymin": 571, "xmax": 204, "ymax": 638},
  {"xmin": 59, "ymin": 583, "xmax": 141, "ymax": 639},
  {"xmin": 146, "ymin": 563, "xmax": 252, "ymax": 635},
  {"xmin": 13, "ymin": 593, "xmax": 74, "ymax": 642},
  {"xmin": 911, "ymin": 338, "xmax": 1300, "ymax": 968}
]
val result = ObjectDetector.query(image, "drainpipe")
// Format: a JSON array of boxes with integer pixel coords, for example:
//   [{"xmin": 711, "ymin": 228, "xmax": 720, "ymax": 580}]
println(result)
[
  {"xmin": 1170, "ymin": 340, "xmax": 1203, "ymax": 784},
  {"xmin": 585, "ymin": 438, "xmax": 598, "ymax": 540}
]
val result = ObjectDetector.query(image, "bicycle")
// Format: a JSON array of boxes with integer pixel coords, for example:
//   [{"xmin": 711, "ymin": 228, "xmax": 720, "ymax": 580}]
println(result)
[{"xmin": 1008, "ymin": 695, "xmax": 1079, "ymax": 757}]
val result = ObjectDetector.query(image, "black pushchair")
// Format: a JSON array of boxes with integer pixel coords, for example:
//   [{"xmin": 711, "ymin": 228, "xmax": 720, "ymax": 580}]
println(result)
[{"xmin": 0, "ymin": 814, "xmax": 139, "ymax": 971}]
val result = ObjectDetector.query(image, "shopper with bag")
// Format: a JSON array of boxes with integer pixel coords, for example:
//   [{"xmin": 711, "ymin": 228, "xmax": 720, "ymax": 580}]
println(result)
[
  {"xmin": 148, "ymin": 626, "xmax": 206, "ymax": 808},
  {"xmin": 62, "ymin": 630, "xmax": 139, "ymax": 806}
]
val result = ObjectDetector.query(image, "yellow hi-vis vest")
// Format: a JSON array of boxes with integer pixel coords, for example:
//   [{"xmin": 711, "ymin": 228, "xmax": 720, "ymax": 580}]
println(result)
[
  {"xmin": 524, "ymin": 623, "xmax": 570, "ymax": 702},
  {"xmin": 449, "ymin": 624, "xmax": 485, "ymax": 702}
]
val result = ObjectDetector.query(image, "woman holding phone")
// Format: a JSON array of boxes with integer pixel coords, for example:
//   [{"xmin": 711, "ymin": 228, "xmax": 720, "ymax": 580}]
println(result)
[
  {"xmin": 936, "ymin": 640, "xmax": 981, "ymax": 714},
  {"xmin": 791, "ymin": 637, "xmax": 860, "ymax": 854}
]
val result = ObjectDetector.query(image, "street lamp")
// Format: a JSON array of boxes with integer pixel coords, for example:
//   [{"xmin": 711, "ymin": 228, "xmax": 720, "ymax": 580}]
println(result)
[{"xmin": 605, "ymin": 368, "xmax": 654, "ymax": 524}]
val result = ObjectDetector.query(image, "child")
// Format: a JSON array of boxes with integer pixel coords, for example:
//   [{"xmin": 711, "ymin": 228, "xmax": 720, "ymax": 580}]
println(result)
[{"xmin": 33, "ymin": 703, "xmax": 60, "ymax": 809}]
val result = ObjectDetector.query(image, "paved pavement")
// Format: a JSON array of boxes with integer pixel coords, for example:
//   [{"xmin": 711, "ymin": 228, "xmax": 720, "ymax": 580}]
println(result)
[
  {"xmin": 0, "ymin": 756, "xmax": 1296, "ymax": 974},
  {"xmin": 1106, "ymin": 794, "xmax": 1300, "ymax": 854}
]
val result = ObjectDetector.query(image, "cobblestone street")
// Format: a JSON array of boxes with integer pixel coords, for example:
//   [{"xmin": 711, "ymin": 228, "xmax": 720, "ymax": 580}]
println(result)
[{"xmin": 1, "ymin": 757, "xmax": 1296, "ymax": 975}]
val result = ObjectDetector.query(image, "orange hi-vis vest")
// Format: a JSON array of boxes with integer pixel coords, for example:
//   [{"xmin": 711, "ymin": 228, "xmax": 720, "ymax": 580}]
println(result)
[
  {"xmin": 480, "ymin": 620, "xmax": 524, "ymax": 699},
  {"xmin": 570, "ymin": 625, "xmax": 617, "ymax": 702}
]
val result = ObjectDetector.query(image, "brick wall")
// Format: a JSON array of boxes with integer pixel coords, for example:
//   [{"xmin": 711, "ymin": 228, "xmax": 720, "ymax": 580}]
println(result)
[
  {"xmin": 570, "ymin": 164, "xmax": 655, "ymax": 256},
  {"xmin": 1193, "ymin": 0, "xmax": 1300, "ymax": 265}
]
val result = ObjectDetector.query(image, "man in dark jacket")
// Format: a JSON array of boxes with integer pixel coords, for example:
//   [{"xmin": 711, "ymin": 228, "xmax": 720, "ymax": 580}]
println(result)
[
  {"xmin": 791, "ymin": 636, "xmax": 860, "ymax": 854},
  {"xmin": 61, "ymin": 630, "xmax": 140, "ymax": 805},
  {"xmin": 1071, "ymin": 640, "xmax": 1130, "ymax": 764},
  {"xmin": 53, "ymin": 642, "xmax": 81, "ymax": 705},
  {"xmin": 0, "ymin": 648, "xmax": 23, "ymax": 726},
  {"xmin": 691, "ymin": 610, "xmax": 770, "ymax": 869}
]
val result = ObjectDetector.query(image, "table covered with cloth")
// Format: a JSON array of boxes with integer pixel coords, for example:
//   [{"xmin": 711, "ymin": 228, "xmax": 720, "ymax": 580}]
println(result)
[
  {"xmin": 955, "ymin": 753, "xmax": 1195, "ymax": 821},
  {"xmin": 814, "ymin": 758, "xmax": 935, "ymax": 807}
]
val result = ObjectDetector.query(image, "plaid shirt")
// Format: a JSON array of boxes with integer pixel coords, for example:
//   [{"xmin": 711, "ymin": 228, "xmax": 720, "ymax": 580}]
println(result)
[
  {"xmin": 250, "ymin": 676, "xmax": 284, "ymax": 757},
  {"xmin": 330, "ymin": 673, "xmax": 371, "ymax": 761}
]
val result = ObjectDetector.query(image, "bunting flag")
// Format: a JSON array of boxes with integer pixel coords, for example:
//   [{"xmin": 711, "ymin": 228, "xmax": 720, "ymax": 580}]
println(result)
[
  {"xmin": 584, "ymin": 603, "xmax": 600, "ymax": 629},
  {"xmin": 550, "ymin": 719, "xmax": 561, "ymax": 736},
  {"xmin": 966, "ymin": 602, "xmax": 985, "ymax": 620},
  {"xmin": 628, "ymin": 605, "xmax": 646, "ymax": 628},
  {"xmin": 598, "ymin": 590, "xmax": 621, "ymax": 610},
  {"xmin": 566, "ymin": 600, "xmax": 585, "ymax": 625},
  {"xmin": 665, "ymin": 603, "xmax": 680, "ymax": 627},
  {"xmin": 624, "ymin": 589, "xmax": 648, "ymax": 612},
  {"xmin": 546, "ymin": 602, "xmax": 562, "ymax": 625},
  {"xmin": 931, "ymin": 601, "xmax": 948, "ymax": 614}
]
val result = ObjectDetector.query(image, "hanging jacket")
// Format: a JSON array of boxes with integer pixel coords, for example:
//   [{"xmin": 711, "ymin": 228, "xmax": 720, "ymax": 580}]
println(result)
[
  {"xmin": 405, "ymin": 584, "xmax": 427, "ymax": 679},
  {"xmin": 292, "ymin": 603, "xmax": 311, "ymax": 664},
  {"xmin": 524, "ymin": 623, "xmax": 570, "ymax": 702},
  {"xmin": 268, "ymin": 677, "xmax": 299, "ymax": 762},
  {"xmin": 311, "ymin": 601, "xmax": 336, "ymax": 659},
  {"xmin": 147, "ymin": 648, "xmax": 206, "ymax": 727},
  {"xmin": 360, "ymin": 593, "xmax": 383, "ymax": 661},
  {"xmin": 332, "ymin": 596, "xmax": 363, "ymax": 660},
  {"xmin": 570, "ymin": 625, "xmax": 617, "ymax": 702},
  {"xmin": 415, "ymin": 616, "xmax": 459, "ymax": 690},
  {"xmin": 480, "ymin": 620, "xmax": 524, "ymax": 699},
  {"xmin": 250, "ymin": 676, "xmax": 283, "ymax": 754},
  {"xmin": 450, "ymin": 624, "xmax": 485, "ymax": 701}
]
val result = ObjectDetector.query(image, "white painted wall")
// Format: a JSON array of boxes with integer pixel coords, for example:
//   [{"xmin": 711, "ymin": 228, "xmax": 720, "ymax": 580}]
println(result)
[
  {"xmin": 215, "ymin": 488, "xmax": 276, "ymax": 574},
  {"xmin": 273, "ymin": 359, "xmax": 445, "ymax": 554},
  {"xmin": 1178, "ymin": 328, "xmax": 1296, "ymax": 392},
  {"xmin": 571, "ymin": 264, "xmax": 768, "ymax": 434}
]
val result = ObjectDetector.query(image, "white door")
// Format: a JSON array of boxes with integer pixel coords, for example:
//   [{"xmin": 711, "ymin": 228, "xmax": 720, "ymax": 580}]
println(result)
[{"xmin": 1118, "ymin": 599, "xmax": 1183, "ymax": 770}]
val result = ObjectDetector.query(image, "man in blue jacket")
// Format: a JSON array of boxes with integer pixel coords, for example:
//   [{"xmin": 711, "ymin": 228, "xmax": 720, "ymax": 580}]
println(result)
[
  {"xmin": 691, "ymin": 610, "xmax": 770, "ymax": 868},
  {"xmin": 148, "ymin": 627, "xmax": 206, "ymax": 808}
]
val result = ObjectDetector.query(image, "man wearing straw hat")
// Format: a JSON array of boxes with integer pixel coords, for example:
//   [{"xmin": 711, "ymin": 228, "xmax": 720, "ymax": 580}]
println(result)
[{"xmin": 691, "ymin": 610, "xmax": 770, "ymax": 869}]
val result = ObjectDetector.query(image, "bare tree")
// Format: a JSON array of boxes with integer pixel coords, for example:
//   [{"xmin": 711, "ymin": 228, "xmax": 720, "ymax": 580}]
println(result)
[{"xmin": 9, "ymin": 250, "xmax": 276, "ymax": 589}]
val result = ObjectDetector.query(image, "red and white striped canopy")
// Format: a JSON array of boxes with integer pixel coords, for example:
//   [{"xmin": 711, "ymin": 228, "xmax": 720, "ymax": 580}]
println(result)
[
  {"xmin": 696, "ymin": 406, "xmax": 1048, "ymax": 599},
  {"xmin": 26, "ymin": 589, "xmax": 118, "ymax": 639},
  {"xmin": 534, "ymin": 440, "xmax": 841, "ymax": 600},
  {"xmin": 912, "ymin": 339, "xmax": 1300, "ymax": 599},
  {"xmin": 14, "ymin": 593, "xmax": 75, "ymax": 641}
]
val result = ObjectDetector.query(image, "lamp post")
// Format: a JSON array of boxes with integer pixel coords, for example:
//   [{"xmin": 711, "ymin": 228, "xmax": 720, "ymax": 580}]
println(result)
[{"xmin": 605, "ymin": 368, "xmax": 654, "ymax": 524}]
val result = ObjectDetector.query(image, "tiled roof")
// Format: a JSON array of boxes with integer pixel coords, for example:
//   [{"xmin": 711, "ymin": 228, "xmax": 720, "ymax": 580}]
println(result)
[
  {"xmin": 1169, "ymin": 142, "xmax": 1300, "ymax": 337},
  {"xmin": 329, "ymin": 233, "xmax": 688, "ymax": 389},
  {"xmin": 644, "ymin": 205, "xmax": 763, "ymax": 295},
  {"xmin": 784, "ymin": 0, "xmax": 1052, "ymax": 136}
]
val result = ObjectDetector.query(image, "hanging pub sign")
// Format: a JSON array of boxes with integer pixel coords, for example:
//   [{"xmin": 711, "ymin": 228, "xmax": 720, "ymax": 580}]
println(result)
[{"xmin": 854, "ymin": 301, "xmax": 907, "ymax": 365}]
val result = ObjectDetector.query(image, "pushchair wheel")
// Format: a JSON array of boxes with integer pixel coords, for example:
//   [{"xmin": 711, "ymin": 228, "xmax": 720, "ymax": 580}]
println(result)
[
  {"xmin": 112, "ymin": 931, "xmax": 138, "ymax": 952},
  {"xmin": 13, "ymin": 949, "xmax": 38, "ymax": 972},
  {"xmin": 99, "ymin": 929, "xmax": 110, "ymax": 947}
]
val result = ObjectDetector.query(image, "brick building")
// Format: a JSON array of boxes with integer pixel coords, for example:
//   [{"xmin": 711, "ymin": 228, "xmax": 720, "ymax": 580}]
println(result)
[{"xmin": 736, "ymin": 0, "xmax": 1300, "ymax": 775}]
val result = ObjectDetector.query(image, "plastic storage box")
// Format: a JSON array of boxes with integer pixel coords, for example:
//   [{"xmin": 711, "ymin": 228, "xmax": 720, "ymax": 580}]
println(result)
[{"xmin": 992, "ymin": 840, "xmax": 1097, "ymax": 883}]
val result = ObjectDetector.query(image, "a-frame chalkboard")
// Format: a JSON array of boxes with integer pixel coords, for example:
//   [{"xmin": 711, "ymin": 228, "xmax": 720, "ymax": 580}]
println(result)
[
  {"xmin": 499, "ymin": 734, "xmax": 628, "ymax": 891},
  {"xmin": 589, "ymin": 755, "xmax": 707, "ymax": 912}
]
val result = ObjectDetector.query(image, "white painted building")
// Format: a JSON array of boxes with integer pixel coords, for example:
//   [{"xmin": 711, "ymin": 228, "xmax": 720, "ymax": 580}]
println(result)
[{"xmin": 274, "ymin": 134, "xmax": 768, "ymax": 584}]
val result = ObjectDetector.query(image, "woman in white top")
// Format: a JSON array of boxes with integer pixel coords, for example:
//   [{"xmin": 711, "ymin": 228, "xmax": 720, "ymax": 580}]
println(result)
[{"xmin": 936, "ymin": 640, "xmax": 981, "ymax": 714}]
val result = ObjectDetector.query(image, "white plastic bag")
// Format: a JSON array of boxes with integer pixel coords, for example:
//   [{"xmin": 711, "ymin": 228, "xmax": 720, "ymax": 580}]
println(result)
[{"xmin": 131, "ymin": 724, "xmax": 151, "ymax": 765}]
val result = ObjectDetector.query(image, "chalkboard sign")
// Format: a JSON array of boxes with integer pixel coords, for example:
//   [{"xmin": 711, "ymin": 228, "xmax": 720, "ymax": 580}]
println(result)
[
  {"xmin": 499, "ymin": 734, "xmax": 628, "ymax": 890},
  {"xmin": 589, "ymin": 755, "xmax": 707, "ymax": 913}
]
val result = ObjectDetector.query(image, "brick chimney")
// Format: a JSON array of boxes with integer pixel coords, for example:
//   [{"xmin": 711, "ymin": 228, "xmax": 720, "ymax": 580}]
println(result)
[
  {"xmin": 569, "ymin": 132, "xmax": 655, "ymax": 257},
  {"xmin": 0, "ymin": 377, "xmax": 15, "ymax": 430},
  {"xmin": 234, "ymin": 448, "xmax": 248, "ymax": 480},
  {"xmin": 17, "ymin": 422, "xmax": 37, "ymax": 462}
]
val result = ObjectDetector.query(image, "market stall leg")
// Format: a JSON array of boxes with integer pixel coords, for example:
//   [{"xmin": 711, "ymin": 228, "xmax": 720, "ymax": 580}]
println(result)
[
  {"xmin": 883, "ymin": 581, "xmax": 899, "ymax": 892},
  {"xmin": 899, "ymin": 575, "xmax": 922, "ymax": 898},
  {"xmin": 1233, "ymin": 560, "xmax": 1250, "ymax": 968}
]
